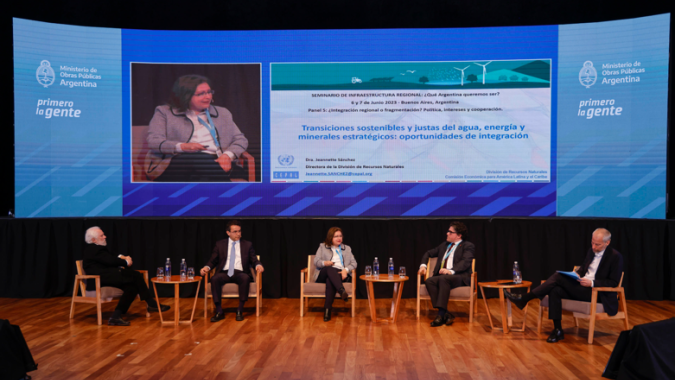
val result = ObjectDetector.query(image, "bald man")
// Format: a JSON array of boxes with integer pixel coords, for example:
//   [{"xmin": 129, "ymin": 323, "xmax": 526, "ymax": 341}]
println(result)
[{"xmin": 505, "ymin": 228, "xmax": 623, "ymax": 343}]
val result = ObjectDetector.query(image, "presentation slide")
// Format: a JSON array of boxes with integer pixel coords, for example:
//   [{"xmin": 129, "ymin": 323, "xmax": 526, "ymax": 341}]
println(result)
[
  {"xmin": 271, "ymin": 61, "xmax": 551, "ymax": 183},
  {"xmin": 13, "ymin": 14, "xmax": 670, "ymax": 218}
]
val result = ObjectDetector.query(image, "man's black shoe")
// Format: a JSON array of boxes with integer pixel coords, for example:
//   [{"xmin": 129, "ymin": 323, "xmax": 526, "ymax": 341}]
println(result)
[
  {"xmin": 430, "ymin": 315, "xmax": 445, "ymax": 327},
  {"xmin": 445, "ymin": 313, "xmax": 455, "ymax": 326},
  {"xmin": 108, "ymin": 317, "xmax": 130, "ymax": 326},
  {"xmin": 324, "ymin": 308, "xmax": 332, "ymax": 322},
  {"xmin": 147, "ymin": 304, "xmax": 170, "ymax": 313},
  {"xmin": 339, "ymin": 288, "xmax": 349, "ymax": 302},
  {"xmin": 503, "ymin": 289, "xmax": 528, "ymax": 310},
  {"xmin": 236, "ymin": 310, "xmax": 244, "ymax": 321},
  {"xmin": 546, "ymin": 328, "xmax": 564, "ymax": 343},
  {"xmin": 210, "ymin": 311, "xmax": 225, "ymax": 322}
]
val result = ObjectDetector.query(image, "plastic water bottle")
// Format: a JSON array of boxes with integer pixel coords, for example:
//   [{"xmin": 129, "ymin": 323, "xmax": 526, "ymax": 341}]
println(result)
[
  {"xmin": 388, "ymin": 258, "xmax": 394, "ymax": 277},
  {"xmin": 373, "ymin": 257, "xmax": 380, "ymax": 276},
  {"xmin": 180, "ymin": 259, "xmax": 187, "ymax": 280},
  {"xmin": 513, "ymin": 261, "xmax": 522, "ymax": 284},
  {"xmin": 165, "ymin": 258, "xmax": 172, "ymax": 280}
]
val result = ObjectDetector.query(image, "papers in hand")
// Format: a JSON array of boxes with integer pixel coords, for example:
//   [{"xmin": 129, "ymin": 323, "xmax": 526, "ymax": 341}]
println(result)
[{"xmin": 557, "ymin": 270, "xmax": 580, "ymax": 280}]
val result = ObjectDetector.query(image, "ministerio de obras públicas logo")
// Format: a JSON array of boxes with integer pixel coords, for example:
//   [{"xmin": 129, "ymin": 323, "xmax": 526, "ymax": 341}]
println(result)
[{"xmin": 36, "ymin": 60, "xmax": 55, "ymax": 88}]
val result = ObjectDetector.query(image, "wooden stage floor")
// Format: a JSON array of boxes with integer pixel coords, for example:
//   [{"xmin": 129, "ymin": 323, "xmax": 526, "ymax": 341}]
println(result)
[{"xmin": 2, "ymin": 297, "xmax": 673, "ymax": 380}]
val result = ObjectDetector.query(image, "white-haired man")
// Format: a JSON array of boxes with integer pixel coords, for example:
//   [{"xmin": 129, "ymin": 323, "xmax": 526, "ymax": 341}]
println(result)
[
  {"xmin": 83, "ymin": 226, "xmax": 169, "ymax": 325},
  {"xmin": 505, "ymin": 228, "xmax": 623, "ymax": 343}
]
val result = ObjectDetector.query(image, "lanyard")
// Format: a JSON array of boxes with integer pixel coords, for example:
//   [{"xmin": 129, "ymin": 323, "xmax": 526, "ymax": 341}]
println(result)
[
  {"xmin": 442, "ymin": 242, "xmax": 455, "ymax": 261},
  {"xmin": 335, "ymin": 246, "xmax": 345, "ymax": 267},
  {"xmin": 197, "ymin": 109, "xmax": 222, "ymax": 151}
]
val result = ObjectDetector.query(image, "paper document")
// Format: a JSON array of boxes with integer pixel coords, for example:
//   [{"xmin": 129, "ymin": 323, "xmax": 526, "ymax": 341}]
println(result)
[{"xmin": 557, "ymin": 270, "xmax": 580, "ymax": 280}]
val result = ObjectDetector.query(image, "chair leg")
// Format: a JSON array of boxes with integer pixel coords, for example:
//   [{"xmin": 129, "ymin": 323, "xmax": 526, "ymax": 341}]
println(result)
[
  {"xmin": 96, "ymin": 298, "xmax": 102, "ymax": 326},
  {"xmin": 469, "ymin": 296, "xmax": 474, "ymax": 323},
  {"xmin": 300, "ymin": 289, "xmax": 304, "ymax": 317},
  {"xmin": 620, "ymin": 291, "xmax": 630, "ymax": 330},
  {"xmin": 70, "ymin": 279, "xmax": 79, "ymax": 319},
  {"xmin": 574, "ymin": 317, "xmax": 579, "ymax": 327},
  {"xmin": 588, "ymin": 317, "xmax": 596, "ymax": 344},
  {"xmin": 537, "ymin": 306, "xmax": 544, "ymax": 334}
]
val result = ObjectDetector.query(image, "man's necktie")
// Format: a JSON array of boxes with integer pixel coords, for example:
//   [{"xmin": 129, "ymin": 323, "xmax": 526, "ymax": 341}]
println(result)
[
  {"xmin": 441, "ymin": 243, "xmax": 454, "ymax": 270},
  {"xmin": 228, "ymin": 241, "xmax": 236, "ymax": 276}
]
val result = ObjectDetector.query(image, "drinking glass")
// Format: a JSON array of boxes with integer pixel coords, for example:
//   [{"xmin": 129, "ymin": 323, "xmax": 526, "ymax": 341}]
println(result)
[
  {"xmin": 399, "ymin": 267, "xmax": 406, "ymax": 277},
  {"xmin": 365, "ymin": 266, "xmax": 372, "ymax": 277},
  {"xmin": 187, "ymin": 267, "xmax": 195, "ymax": 280},
  {"xmin": 157, "ymin": 267, "xmax": 164, "ymax": 279}
]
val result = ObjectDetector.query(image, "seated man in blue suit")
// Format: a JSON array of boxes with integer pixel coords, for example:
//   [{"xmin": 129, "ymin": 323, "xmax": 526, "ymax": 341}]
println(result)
[{"xmin": 505, "ymin": 228, "xmax": 623, "ymax": 343}]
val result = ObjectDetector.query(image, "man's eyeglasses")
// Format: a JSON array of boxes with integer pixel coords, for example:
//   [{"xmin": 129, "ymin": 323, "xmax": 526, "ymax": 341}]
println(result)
[{"xmin": 447, "ymin": 230, "xmax": 458, "ymax": 235}]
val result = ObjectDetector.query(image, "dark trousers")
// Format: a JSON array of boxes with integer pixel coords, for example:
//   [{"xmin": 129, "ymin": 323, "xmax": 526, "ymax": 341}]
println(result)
[
  {"xmin": 101, "ymin": 269, "xmax": 152, "ymax": 314},
  {"xmin": 156, "ymin": 153, "xmax": 231, "ymax": 182},
  {"xmin": 532, "ymin": 273, "xmax": 592, "ymax": 320},
  {"xmin": 316, "ymin": 267, "xmax": 350, "ymax": 309},
  {"xmin": 425, "ymin": 274, "xmax": 466, "ymax": 309},
  {"xmin": 211, "ymin": 269, "xmax": 251, "ymax": 304}
]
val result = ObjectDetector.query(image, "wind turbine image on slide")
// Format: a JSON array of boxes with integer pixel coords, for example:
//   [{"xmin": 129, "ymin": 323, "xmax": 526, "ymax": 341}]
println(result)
[
  {"xmin": 454, "ymin": 66, "xmax": 470, "ymax": 86},
  {"xmin": 474, "ymin": 61, "xmax": 492, "ymax": 84}
]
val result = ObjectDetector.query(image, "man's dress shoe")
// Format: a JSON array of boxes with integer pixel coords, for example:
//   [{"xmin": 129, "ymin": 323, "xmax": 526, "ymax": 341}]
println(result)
[
  {"xmin": 147, "ymin": 304, "xmax": 170, "ymax": 313},
  {"xmin": 108, "ymin": 317, "xmax": 130, "ymax": 326},
  {"xmin": 445, "ymin": 313, "xmax": 455, "ymax": 326},
  {"xmin": 430, "ymin": 315, "xmax": 445, "ymax": 327},
  {"xmin": 546, "ymin": 328, "xmax": 565, "ymax": 343},
  {"xmin": 236, "ymin": 310, "xmax": 244, "ymax": 321},
  {"xmin": 324, "ymin": 308, "xmax": 332, "ymax": 322},
  {"xmin": 210, "ymin": 311, "xmax": 225, "ymax": 322},
  {"xmin": 340, "ymin": 289, "xmax": 349, "ymax": 302},
  {"xmin": 503, "ymin": 289, "xmax": 528, "ymax": 310}
]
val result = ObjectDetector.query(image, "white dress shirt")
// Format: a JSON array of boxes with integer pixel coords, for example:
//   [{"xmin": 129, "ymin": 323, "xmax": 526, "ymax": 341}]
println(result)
[
  {"xmin": 582, "ymin": 249, "xmax": 605, "ymax": 287},
  {"xmin": 222, "ymin": 238, "xmax": 243, "ymax": 272},
  {"xmin": 330, "ymin": 246, "xmax": 345, "ymax": 270}
]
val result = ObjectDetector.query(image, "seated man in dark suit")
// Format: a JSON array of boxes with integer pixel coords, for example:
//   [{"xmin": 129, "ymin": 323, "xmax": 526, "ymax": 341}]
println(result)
[
  {"xmin": 83, "ymin": 226, "xmax": 169, "ymax": 326},
  {"xmin": 505, "ymin": 228, "xmax": 623, "ymax": 343},
  {"xmin": 200, "ymin": 220, "xmax": 264, "ymax": 322},
  {"xmin": 418, "ymin": 221, "xmax": 475, "ymax": 327}
]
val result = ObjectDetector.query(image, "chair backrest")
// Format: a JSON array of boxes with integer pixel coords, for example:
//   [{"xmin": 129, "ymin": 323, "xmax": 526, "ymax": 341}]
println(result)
[
  {"xmin": 75, "ymin": 260, "xmax": 87, "ymax": 295},
  {"xmin": 307, "ymin": 255, "xmax": 316, "ymax": 283},
  {"xmin": 425, "ymin": 258, "xmax": 475, "ymax": 281}
]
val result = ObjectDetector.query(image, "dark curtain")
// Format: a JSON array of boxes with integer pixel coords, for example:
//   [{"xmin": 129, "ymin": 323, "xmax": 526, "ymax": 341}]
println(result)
[{"xmin": 1, "ymin": 217, "xmax": 673, "ymax": 300}]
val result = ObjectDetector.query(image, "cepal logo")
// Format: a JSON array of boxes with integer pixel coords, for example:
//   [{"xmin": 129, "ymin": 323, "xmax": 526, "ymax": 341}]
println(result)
[
  {"xmin": 278, "ymin": 154, "xmax": 294, "ymax": 166},
  {"xmin": 579, "ymin": 61, "xmax": 597, "ymax": 88},
  {"xmin": 36, "ymin": 60, "xmax": 55, "ymax": 88}
]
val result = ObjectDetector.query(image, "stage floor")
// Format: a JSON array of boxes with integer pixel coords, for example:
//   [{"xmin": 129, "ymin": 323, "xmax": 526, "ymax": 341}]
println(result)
[{"xmin": 2, "ymin": 297, "xmax": 674, "ymax": 380}]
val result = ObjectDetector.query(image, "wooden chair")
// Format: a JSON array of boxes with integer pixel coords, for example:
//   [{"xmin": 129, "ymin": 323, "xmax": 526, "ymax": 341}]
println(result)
[
  {"xmin": 537, "ymin": 269, "xmax": 629, "ymax": 344},
  {"xmin": 203, "ymin": 256, "xmax": 262, "ymax": 319},
  {"xmin": 69, "ymin": 260, "xmax": 150, "ymax": 325},
  {"xmin": 416, "ymin": 258, "xmax": 477, "ymax": 322},
  {"xmin": 300, "ymin": 255, "xmax": 356, "ymax": 317}
]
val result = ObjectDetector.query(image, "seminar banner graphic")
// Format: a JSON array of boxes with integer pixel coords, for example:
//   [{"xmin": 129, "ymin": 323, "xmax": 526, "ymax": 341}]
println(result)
[{"xmin": 271, "ymin": 61, "xmax": 551, "ymax": 183}]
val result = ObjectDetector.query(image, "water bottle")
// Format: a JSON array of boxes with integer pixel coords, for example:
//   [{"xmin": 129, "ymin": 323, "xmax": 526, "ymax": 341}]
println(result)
[
  {"xmin": 180, "ymin": 259, "xmax": 187, "ymax": 280},
  {"xmin": 513, "ymin": 261, "xmax": 521, "ymax": 284},
  {"xmin": 388, "ymin": 258, "xmax": 394, "ymax": 277},
  {"xmin": 165, "ymin": 258, "xmax": 172, "ymax": 280},
  {"xmin": 373, "ymin": 257, "xmax": 380, "ymax": 276}
]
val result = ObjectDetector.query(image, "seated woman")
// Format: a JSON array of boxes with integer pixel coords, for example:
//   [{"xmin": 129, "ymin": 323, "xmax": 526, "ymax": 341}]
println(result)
[
  {"xmin": 145, "ymin": 74, "xmax": 248, "ymax": 182},
  {"xmin": 313, "ymin": 227, "xmax": 357, "ymax": 321}
]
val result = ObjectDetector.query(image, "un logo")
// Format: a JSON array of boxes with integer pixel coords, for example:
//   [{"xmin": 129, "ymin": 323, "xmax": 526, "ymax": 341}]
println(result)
[
  {"xmin": 36, "ymin": 60, "xmax": 55, "ymax": 88},
  {"xmin": 579, "ymin": 61, "xmax": 597, "ymax": 88},
  {"xmin": 278, "ymin": 154, "xmax": 294, "ymax": 166}
]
